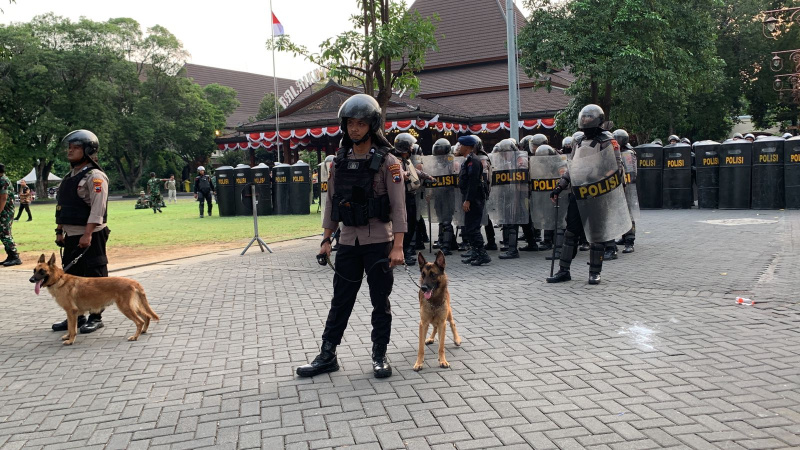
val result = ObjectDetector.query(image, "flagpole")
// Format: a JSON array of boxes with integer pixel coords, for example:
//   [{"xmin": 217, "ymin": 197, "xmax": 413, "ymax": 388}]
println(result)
[{"xmin": 270, "ymin": 0, "xmax": 282, "ymax": 164}]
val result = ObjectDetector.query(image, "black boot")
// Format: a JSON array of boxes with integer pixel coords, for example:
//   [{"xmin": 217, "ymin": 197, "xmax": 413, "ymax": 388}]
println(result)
[
  {"xmin": 208, "ymin": 205, "xmax": 213, "ymax": 217},
  {"xmin": 296, "ymin": 341, "xmax": 339, "ymax": 377},
  {"xmin": 372, "ymin": 343, "xmax": 392, "ymax": 378},
  {"xmin": 80, "ymin": 314, "xmax": 104, "ymax": 333},
  {"xmin": 603, "ymin": 244, "xmax": 618, "ymax": 261},
  {"xmin": 546, "ymin": 267, "xmax": 571, "ymax": 283},
  {"xmin": 578, "ymin": 242, "xmax": 590, "ymax": 251},
  {"xmin": 499, "ymin": 227, "xmax": 519, "ymax": 259},
  {"xmin": 545, "ymin": 229, "xmax": 564, "ymax": 261},
  {"xmin": 0, "ymin": 251, "xmax": 12, "ymax": 266},
  {"xmin": 615, "ymin": 237, "xmax": 625, "ymax": 245},
  {"xmin": 461, "ymin": 248, "xmax": 476, "ymax": 264},
  {"xmin": 2, "ymin": 252, "xmax": 21, "ymax": 266},
  {"xmin": 470, "ymin": 247, "xmax": 491, "ymax": 266},
  {"xmin": 623, "ymin": 243, "xmax": 635, "ymax": 253},
  {"xmin": 588, "ymin": 243, "xmax": 604, "ymax": 285},
  {"xmin": 440, "ymin": 227, "xmax": 454, "ymax": 256},
  {"xmin": 52, "ymin": 315, "xmax": 87, "ymax": 331}
]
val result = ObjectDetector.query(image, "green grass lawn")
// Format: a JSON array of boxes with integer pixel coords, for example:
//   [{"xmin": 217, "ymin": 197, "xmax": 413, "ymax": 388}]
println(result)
[{"xmin": 11, "ymin": 199, "xmax": 323, "ymax": 254}]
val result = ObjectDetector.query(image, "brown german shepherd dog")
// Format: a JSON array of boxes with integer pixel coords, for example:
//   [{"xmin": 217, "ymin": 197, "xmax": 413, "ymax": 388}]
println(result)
[
  {"xmin": 414, "ymin": 250, "xmax": 461, "ymax": 371},
  {"xmin": 29, "ymin": 253, "xmax": 159, "ymax": 345}
]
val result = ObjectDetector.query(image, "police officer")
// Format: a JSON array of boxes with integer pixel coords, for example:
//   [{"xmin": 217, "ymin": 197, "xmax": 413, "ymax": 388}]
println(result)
[
  {"xmin": 52, "ymin": 130, "xmax": 110, "ymax": 333},
  {"xmin": 0, "ymin": 163, "xmax": 21, "ymax": 267},
  {"xmin": 147, "ymin": 172, "xmax": 164, "ymax": 214},
  {"xmin": 744, "ymin": 133, "xmax": 755, "ymax": 143},
  {"xmin": 457, "ymin": 135, "xmax": 492, "ymax": 266},
  {"xmin": 429, "ymin": 138, "xmax": 459, "ymax": 255},
  {"xmin": 297, "ymin": 94, "xmax": 406, "ymax": 379},
  {"xmin": 393, "ymin": 133, "xmax": 429, "ymax": 265},
  {"xmin": 613, "ymin": 129, "xmax": 636, "ymax": 254},
  {"xmin": 194, "ymin": 166, "xmax": 215, "ymax": 218},
  {"xmin": 547, "ymin": 105, "xmax": 624, "ymax": 285},
  {"xmin": 667, "ymin": 135, "xmax": 679, "ymax": 145},
  {"xmin": 531, "ymin": 144, "xmax": 561, "ymax": 254},
  {"xmin": 516, "ymin": 135, "xmax": 540, "ymax": 252}
]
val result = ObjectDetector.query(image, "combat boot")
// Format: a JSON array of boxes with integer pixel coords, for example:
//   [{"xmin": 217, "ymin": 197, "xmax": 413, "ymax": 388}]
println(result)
[
  {"xmin": 296, "ymin": 341, "xmax": 339, "ymax": 377},
  {"xmin": 499, "ymin": 228, "xmax": 519, "ymax": 259},
  {"xmin": 578, "ymin": 242, "xmax": 590, "ymax": 251},
  {"xmin": 0, "ymin": 250, "xmax": 12, "ymax": 266},
  {"xmin": 470, "ymin": 248, "xmax": 491, "ymax": 266},
  {"xmin": 461, "ymin": 249, "xmax": 476, "ymax": 264},
  {"xmin": 484, "ymin": 242, "xmax": 498, "ymax": 251},
  {"xmin": 623, "ymin": 243, "xmax": 635, "ymax": 254},
  {"xmin": 588, "ymin": 244, "xmax": 604, "ymax": 285},
  {"xmin": 545, "ymin": 229, "xmax": 564, "ymax": 261},
  {"xmin": 208, "ymin": 205, "xmax": 213, "ymax": 216},
  {"xmin": 371, "ymin": 343, "xmax": 392, "ymax": 378},
  {"xmin": 537, "ymin": 240, "xmax": 553, "ymax": 251},
  {"xmin": 440, "ymin": 229, "xmax": 455, "ymax": 256},
  {"xmin": 546, "ymin": 268, "xmax": 571, "ymax": 283},
  {"xmin": 2, "ymin": 252, "xmax": 21, "ymax": 266},
  {"xmin": 588, "ymin": 272, "xmax": 602, "ymax": 285},
  {"xmin": 603, "ymin": 245, "xmax": 618, "ymax": 260}
]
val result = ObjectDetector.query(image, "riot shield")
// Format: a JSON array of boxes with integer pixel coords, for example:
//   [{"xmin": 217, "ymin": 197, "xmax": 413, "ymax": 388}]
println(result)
[
  {"xmin": 786, "ymin": 136, "xmax": 800, "ymax": 209},
  {"xmin": 452, "ymin": 156, "xmax": 466, "ymax": 226},
  {"xmin": 621, "ymin": 150, "xmax": 637, "ymax": 184},
  {"xmin": 411, "ymin": 155, "xmax": 426, "ymax": 215},
  {"xmin": 319, "ymin": 156, "xmax": 333, "ymax": 226},
  {"xmin": 488, "ymin": 151, "xmax": 530, "ymax": 225},
  {"xmin": 620, "ymin": 149, "xmax": 640, "ymax": 220},
  {"xmin": 624, "ymin": 184, "xmax": 640, "ymax": 221},
  {"xmin": 421, "ymin": 155, "xmax": 459, "ymax": 224},
  {"xmin": 751, "ymin": 137, "xmax": 785, "ymax": 209},
  {"xmin": 634, "ymin": 144, "xmax": 663, "ymax": 208},
  {"xmin": 529, "ymin": 154, "xmax": 568, "ymax": 229},
  {"xmin": 569, "ymin": 147, "xmax": 632, "ymax": 243},
  {"xmin": 662, "ymin": 143, "xmax": 693, "ymax": 209}
]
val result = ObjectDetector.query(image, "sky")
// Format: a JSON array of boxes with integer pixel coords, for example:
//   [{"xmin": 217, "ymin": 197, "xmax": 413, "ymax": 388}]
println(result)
[{"xmin": 1, "ymin": 0, "xmax": 530, "ymax": 81}]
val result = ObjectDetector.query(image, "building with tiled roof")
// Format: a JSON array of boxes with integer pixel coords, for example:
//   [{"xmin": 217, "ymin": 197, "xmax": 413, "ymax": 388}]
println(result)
[{"xmin": 214, "ymin": 0, "xmax": 571, "ymax": 163}]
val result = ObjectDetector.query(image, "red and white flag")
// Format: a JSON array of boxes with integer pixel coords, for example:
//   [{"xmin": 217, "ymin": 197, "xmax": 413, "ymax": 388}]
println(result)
[{"xmin": 272, "ymin": 13, "xmax": 284, "ymax": 36}]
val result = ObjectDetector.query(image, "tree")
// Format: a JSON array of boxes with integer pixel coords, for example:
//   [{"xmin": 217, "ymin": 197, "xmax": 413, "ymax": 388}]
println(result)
[
  {"xmin": 519, "ymin": 0, "xmax": 727, "ymax": 142},
  {"xmin": 250, "ymin": 92, "xmax": 283, "ymax": 123},
  {"xmin": 268, "ymin": 0, "xmax": 438, "ymax": 119}
]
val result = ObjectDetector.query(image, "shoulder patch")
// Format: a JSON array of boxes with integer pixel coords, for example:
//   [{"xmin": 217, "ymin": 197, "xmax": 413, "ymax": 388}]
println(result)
[
  {"xmin": 611, "ymin": 139, "xmax": 620, "ymax": 152},
  {"xmin": 389, "ymin": 163, "xmax": 402, "ymax": 183},
  {"xmin": 93, "ymin": 178, "xmax": 103, "ymax": 193}
]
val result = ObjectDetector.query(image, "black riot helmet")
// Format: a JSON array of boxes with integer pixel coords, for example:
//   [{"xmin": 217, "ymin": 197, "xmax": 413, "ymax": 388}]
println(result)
[
  {"xmin": 612, "ymin": 129, "xmax": 629, "ymax": 148},
  {"xmin": 680, "ymin": 137, "xmax": 691, "ymax": 145},
  {"xmin": 531, "ymin": 134, "xmax": 548, "ymax": 146},
  {"xmin": 338, "ymin": 94, "xmax": 391, "ymax": 148},
  {"xmin": 534, "ymin": 144, "xmax": 557, "ymax": 156},
  {"xmin": 393, "ymin": 133, "xmax": 417, "ymax": 154},
  {"xmin": 432, "ymin": 138, "xmax": 452, "ymax": 156},
  {"xmin": 61, "ymin": 129, "xmax": 102, "ymax": 169},
  {"xmin": 561, "ymin": 136, "xmax": 573, "ymax": 153},
  {"xmin": 577, "ymin": 104, "xmax": 605, "ymax": 138}
]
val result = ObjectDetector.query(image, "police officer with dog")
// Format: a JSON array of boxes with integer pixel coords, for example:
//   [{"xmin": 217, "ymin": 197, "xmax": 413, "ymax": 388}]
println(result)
[
  {"xmin": 297, "ymin": 94, "xmax": 406, "ymax": 379},
  {"xmin": 546, "ymin": 105, "xmax": 630, "ymax": 285},
  {"xmin": 457, "ymin": 135, "xmax": 492, "ymax": 266},
  {"xmin": 52, "ymin": 130, "xmax": 110, "ymax": 334}
]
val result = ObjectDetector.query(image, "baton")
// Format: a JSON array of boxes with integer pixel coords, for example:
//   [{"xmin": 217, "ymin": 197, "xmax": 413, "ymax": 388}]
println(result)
[{"xmin": 550, "ymin": 195, "xmax": 559, "ymax": 278}]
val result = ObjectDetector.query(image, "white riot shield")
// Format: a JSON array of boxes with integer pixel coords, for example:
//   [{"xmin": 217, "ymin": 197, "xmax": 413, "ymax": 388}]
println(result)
[
  {"xmin": 421, "ymin": 155, "xmax": 459, "ymax": 224},
  {"xmin": 529, "ymin": 155, "xmax": 568, "ymax": 230},
  {"xmin": 488, "ymin": 151, "xmax": 530, "ymax": 225},
  {"xmin": 452, "ymin": 156, "xmax": 466, "ymax": 226},
  {"xmin": 621, "ymin": 149, "xmax": 640, "ymax": 221},
  {"xmin": 320, "ymin": 156, "xmax": 334, "ymax": 226},
  {"xmin": 568, "ymin": 147, "xmax": 632, "ymax": 243},
  {"xmin": 411, "ymin": 155, "xmax": 426, "ymax": 215}
]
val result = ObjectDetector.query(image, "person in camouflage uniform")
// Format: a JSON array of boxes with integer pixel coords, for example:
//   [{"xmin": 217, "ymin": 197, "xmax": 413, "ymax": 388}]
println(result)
[
  {"xmin": 135, "ymin": 191, "xmax": 151, "ymax": 209},
  {"xmin": 0, "ymin": 163, "xmax": 21, "ymax": 266},
  {"xmin": 147, "ymin": 172, "xmax": 164, "ymax": 213}
]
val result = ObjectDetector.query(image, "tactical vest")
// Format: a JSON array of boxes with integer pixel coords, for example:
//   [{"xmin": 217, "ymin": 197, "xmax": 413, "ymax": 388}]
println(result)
[
  {"xmin": 197, "ymin": 175, "xmax": 212, "ymax": 192},
  {"xmin": 56, "ymin": 166, "xmax": 108, "ymax": 225},
  {"xmin": 330, "ymin": 148, "xmax": 391, "ymax": 227}
]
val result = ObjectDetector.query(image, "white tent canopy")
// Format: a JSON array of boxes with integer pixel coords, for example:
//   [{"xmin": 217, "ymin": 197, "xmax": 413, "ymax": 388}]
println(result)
[{"xmin": 17, "ymin": 168, "xmax": 62, "ymax": 184}]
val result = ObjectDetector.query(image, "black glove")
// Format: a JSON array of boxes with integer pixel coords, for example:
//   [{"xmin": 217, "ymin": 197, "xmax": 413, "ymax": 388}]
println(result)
[
  {"xmin": 549, "ymin": 186, "xmax": 563, "ymax": 200},
  {"xmin": 422, "ymin": 178, "xmax": 434, "ymax": 188}
]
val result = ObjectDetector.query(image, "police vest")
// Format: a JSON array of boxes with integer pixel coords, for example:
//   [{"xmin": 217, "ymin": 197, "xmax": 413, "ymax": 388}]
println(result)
[
  {"xmin": 56, "ymin": 166, "xmax": 108, "ymax": 226},
  {"xmin": 197, "ymin": 175, "xmax": 212, "ymax": 192},
  {"xmin": 330, "ymin": 148, "xmax": 391, "ymax": 227}
]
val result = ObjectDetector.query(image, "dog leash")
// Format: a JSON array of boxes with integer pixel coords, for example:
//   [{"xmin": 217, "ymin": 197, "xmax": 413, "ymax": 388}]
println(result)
[
  {"xmin": 318, "ymin": 254, "xmax": 423, "ymax": 289},
  {"xmin": 61, "ymin": 246, "xmax": 91, "ymax": 272}
]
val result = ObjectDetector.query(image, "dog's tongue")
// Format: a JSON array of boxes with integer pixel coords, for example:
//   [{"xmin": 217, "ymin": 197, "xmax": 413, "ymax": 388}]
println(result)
[
  {"xmin": 424, "ymin": 290, "xmax": 432, "ymax": 300},
  {"xmin": 35, "ymin": 280, "xmax": 42, "ymax": 295}
]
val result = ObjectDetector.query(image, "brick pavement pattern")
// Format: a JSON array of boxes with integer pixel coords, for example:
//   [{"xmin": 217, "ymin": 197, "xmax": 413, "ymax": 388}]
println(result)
[{"xmin": 0, "ymin": 209, "xmax": 798, "ymax": 449}]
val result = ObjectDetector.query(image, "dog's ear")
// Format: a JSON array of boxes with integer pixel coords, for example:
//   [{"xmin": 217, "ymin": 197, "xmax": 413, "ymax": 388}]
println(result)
[
  {"xmin": 417, "ymin": 251, "xmax": 427, "ymax": 270},
  {"xmin": 48, "ymin": 253, "xmax": 56, "ymax": 266},
  {"xmin": 435, "ymin": 250, "xmax": 446, "ymax": 271},
  {"xmin": 38, "ymin": 254, "xmax": 46, "ymax": 264}
]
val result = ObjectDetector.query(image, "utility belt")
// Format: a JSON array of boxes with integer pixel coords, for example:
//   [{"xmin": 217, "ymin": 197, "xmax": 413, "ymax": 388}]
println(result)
[{"xmin": 331, "ymin": 194, "xmax": 391, "ymax": 227}]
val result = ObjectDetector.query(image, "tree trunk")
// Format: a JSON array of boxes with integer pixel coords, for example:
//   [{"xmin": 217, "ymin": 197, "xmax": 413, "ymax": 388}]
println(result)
[
  {"xmin": 590, "ymin": 78, "xmax": 598, "ymax": 104},
  {"xmin": 602, "ymin": 81, "xmax": 612, "ymax": 121},
  {"xmin": 34, "ymin": 160, "xmax": 54, "ymax": 197}
]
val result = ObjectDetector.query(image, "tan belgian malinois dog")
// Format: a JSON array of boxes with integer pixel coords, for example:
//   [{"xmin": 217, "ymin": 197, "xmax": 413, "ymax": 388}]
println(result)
[
  {"xmin": 414, "ymin": 250, "xmax": 461, "ymax": 371},
  {"xmin": 30, "ymin": 253, "xmax": 159, "ymax": 345}
]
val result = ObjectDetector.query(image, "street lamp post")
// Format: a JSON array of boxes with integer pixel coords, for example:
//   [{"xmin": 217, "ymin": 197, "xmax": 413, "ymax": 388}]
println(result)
[{"xmin": 761, "ymin": 7, "xmax": 800, "ymax": 100}]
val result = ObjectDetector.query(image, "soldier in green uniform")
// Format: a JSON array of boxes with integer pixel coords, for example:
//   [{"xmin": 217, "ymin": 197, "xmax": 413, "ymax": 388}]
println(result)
[
  {"xmin": 0, "ymin": 163, "xmax": 22, "ymax": 266},
  {"xmin": 147, "ymin": 172, "xmax": 164, "ymax": 213},
  {"xmin": 135, "ymin": 191, "xmax": 150, "ymax": 209}
]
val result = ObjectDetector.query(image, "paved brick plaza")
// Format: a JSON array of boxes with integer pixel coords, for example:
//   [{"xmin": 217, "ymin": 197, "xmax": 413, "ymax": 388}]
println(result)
[{"xmin": 0, "ymin": 209, "xmax": 798, "ymax": 449}]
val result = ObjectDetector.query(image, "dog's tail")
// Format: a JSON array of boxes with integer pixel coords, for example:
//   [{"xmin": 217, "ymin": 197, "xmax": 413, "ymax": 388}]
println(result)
[{"xmin": 137, "ymin": 288, "xmax": 160, "ymax": 321}]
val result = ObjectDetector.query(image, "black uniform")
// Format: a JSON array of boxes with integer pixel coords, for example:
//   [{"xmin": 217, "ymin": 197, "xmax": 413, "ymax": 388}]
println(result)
[
  {"xmin": 459, "ymin": 150, "xmax": 491, "ymax": 264},
  {"xmin": 195, "ymin": 174, "xmax": 215, "ymax": 216}
]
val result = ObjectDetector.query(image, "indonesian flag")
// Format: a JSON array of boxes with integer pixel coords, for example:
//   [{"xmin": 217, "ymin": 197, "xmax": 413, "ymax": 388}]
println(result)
[{"xmin": 272, "ymin": 13, "xmax": 284, "ymax": 36}]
